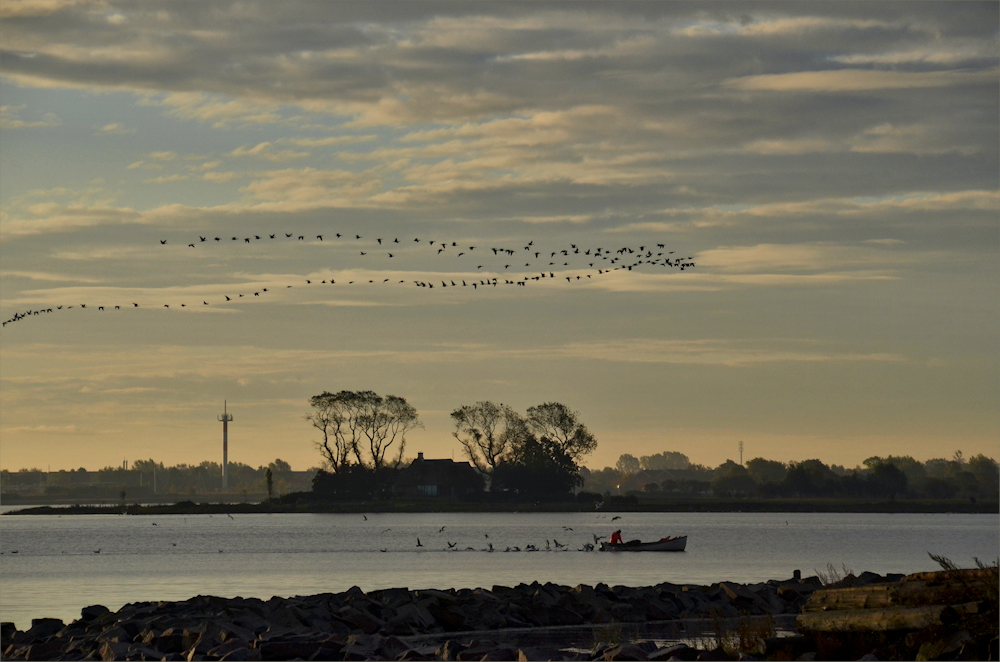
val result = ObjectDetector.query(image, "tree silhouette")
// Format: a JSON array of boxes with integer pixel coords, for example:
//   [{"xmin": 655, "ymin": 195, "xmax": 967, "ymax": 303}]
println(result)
[
  {"xmin": 616, "ymin": 453, "xmax": 640, "ymax": 474},
  {"xmin": 451, "ymin": 401, "xmax": 527, "ymax": 472},
  {"xmin": 525, "ymin": 402, "xmax": 597, "ymax": 462},
  {"xmin": 307, "ymin": 390, "xmax": 421, "ymax": 493}
]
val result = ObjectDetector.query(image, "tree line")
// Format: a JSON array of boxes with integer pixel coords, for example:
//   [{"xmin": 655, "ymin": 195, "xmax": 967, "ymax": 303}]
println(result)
[
  {"xmin": 306, "ymin": 391, "xmax": 595, "ymax": 501},
  {"xmin": 0, "ymin": 459, "xmax": 305, "ymax": 499},
  {"xmin": 583, "ymin": 450, "xmax": 999, "ymax": 501}
]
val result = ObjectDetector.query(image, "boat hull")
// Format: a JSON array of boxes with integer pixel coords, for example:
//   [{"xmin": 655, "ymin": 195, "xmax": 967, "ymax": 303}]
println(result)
[{"xmin": 600, "ymin": 536, "xmax": 687, "ymax": 552}]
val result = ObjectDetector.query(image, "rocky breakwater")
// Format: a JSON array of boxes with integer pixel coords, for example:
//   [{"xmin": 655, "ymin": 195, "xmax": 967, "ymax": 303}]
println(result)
[{"xmin": 1, "ymin": 572, "xmax": 840, "ymax": 661}]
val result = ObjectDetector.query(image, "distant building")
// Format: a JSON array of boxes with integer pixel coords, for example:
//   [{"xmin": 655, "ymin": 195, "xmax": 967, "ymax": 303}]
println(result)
[{"xmin": 395, "ymin": 452, "xmax": 483, "ymax": 498}]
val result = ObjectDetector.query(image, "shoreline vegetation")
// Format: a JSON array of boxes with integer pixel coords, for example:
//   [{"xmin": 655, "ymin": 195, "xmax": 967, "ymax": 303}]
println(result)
[
  {"xmin": 3, "ymin": 496, "xmax": 997, "ymax": 516},
  {"xmin": 3, "ymin": 563, "xmax": 996, "ymax": 661}
]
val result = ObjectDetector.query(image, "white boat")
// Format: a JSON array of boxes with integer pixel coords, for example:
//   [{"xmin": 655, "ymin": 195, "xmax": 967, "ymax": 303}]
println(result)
[{"xmin": 599, "ymin": 536, "xmax": 687, "ymax": 552}]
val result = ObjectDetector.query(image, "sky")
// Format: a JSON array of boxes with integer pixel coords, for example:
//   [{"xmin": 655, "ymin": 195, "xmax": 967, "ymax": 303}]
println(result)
[{"xmin": 1, "ymin": 1, "xmax": 997, "ymax": 474}]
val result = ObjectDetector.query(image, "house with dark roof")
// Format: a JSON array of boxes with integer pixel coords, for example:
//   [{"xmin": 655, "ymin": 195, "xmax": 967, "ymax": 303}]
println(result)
[{"xmin": 394, "ymin": 452, "xmax": 484, "ymax": 498}]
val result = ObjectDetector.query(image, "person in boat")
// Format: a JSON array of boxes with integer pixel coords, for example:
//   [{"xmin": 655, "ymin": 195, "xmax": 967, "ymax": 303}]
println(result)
[{"xmin": 609, "ymin": 529, "xmax": 623, "ymax": 545}]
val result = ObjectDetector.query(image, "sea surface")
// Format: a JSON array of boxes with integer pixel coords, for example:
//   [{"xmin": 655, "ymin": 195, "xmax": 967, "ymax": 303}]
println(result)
[{"xmin": 1, "ymin": 509, "xmax": 996, "ymax": 630}]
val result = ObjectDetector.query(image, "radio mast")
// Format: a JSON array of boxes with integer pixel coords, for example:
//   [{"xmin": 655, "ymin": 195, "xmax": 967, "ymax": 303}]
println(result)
[{"xmin": 218, "ymin": 401, "xmax": 233, "ymax": 489}]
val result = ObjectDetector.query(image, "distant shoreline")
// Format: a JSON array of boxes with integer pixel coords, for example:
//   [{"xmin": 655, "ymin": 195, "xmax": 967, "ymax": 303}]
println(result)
[{"xmin": 3, "ymin": 497, "xmax": 996, "ymax": 516}]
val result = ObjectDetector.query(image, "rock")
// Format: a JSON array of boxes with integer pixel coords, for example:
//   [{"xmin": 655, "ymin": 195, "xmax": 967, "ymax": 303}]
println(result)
[
  {"xmin": 517, "ymin": 646, "xmax": 569, "ymax": 661},
  {"xmin": 337, "ymin": 605, "xmax": 385, "ymax": 634},
  {"xmin": 80, "ymin": 605, "xmax": 111, "ymax": 621},
  {"xmin": 1, "ymin": 623, "xmax": 17, "ymax": 650},
  {"xmin": 257, "ymin": 638, "xmax": 326, "ymax": 660},
  {"xmin": 219, "ymin": 648, "xmax": 263, "ymax": 661},
  {"xmin": 23, "ymin": 639, "xmax": 67, "ymax": 660},
  {"xmin": 436, "ymin": 639, "xmax": 465, "ymax": 661},
  {"xmin": 648, "ymin": 644, "xmax": 698, "ymax": 661},
  {"xmin": 209, "ymin": 639, "xmax": 253, "ymax": 659},
  {"xmin": 856, "ymin": 655, "xmax": 879, "ymax": 661},
  {"xmin": 98, "ymin": 640, "xmax": 137, "ymax": 661},
  {"xmin": 397, "ymin": 644, "xmax": 439, "ymax": 660},
  {"xmin": 25, "ymin": 618, "xmax": 64, "ymax": 641},
  {"xmin": 95, "ymin": 623, "xmax": 137, "ymax": 644},
  {"xmin": 481, "ymin": 646, "xmax": 521, "ymax": 660},
  {"xmin": 4, "ymin": 644, "xmax": 27, "ymax": 660},
  {"xmin": 425, "ymin": 601, "xmax": 468, "ymax": 631},
  {"xmin": 604, "ymin": 643, "xmax": 652, "ymax": 660},
  {"xmin": 695, "ymin": 646, "xmax": 735, "ymax": 661},
  {"xmin": 149, "ymin": 632, "xmax": 187, "ymax": 653},
  {"xmin": 393, "ymin": 602, "xmax": 438, "ymax": 632},
  {"xmin": 456, "ymin": 642, "xmax": 519, "ymax": 660}
]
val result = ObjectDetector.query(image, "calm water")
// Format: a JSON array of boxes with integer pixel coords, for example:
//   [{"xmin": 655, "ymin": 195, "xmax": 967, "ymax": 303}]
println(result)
[{"xmin": 0, "ymin": 510, "xmax": 996, "ymax": 630}]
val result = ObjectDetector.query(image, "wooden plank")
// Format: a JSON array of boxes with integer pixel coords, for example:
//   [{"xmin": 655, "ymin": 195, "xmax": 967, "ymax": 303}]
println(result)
[
  {"xmin": 901, "ymin": 568, "xmax": 996, "ymax": 583},
  {"xmin": 796, "ymin": 602, "xmax": 979, "ymax": 632},
  {"xmin": 802, "ymin": 576, "xmax": 992, "ymax": 612}
]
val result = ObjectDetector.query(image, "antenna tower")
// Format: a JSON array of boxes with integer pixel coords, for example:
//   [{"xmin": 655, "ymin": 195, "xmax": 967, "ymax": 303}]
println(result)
[
  {"xmin": 738, "ymin": 440, "xmax": 744, "ymax": 466},
  {"xmin": 218, "ymin": 401, "xmax": 233, "ymax": 489}
]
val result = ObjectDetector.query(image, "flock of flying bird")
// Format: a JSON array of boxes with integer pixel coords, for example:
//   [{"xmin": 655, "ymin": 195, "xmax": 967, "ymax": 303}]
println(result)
[
  {"xmin": 379, "ymin": 522, "xmax": 613, "ymax": 554},
  {"xmin": 3, "ymin": 231, "xmax": 695, "ymax": 328}
]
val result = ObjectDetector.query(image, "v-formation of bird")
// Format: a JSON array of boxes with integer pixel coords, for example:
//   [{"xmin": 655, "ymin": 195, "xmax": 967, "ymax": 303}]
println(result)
[{"xmin": 3, "ymin": 231, "xmax": 695, "ymax": 328}]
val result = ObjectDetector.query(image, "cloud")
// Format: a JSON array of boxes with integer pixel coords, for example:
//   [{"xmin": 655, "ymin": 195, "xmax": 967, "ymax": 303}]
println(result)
[
  {"xmin": 829, "ymin": 43, "xmax": 997, "ymax": 66},
  {"xmin": 148, "ymin": 93, "xmax": 285, "ymax": 128},
  {"xmin": 0, "ymin": 1, "xmax": 85, "ymax": 19},
  {"xmin": 288, "ymin": 135, "xmax": 377, "ymax": 147},
  {"xmin": 240, "ymin": 167, "xmax": 382, "ymax": 204},
  {"xmin": 695, "ymin": 243, "xmax": 908, "ymax": 273},
  {"xmin": 149, "ymin": 151, "xmax": 177, "ymax": 161},
  {"xmin": 0, "ymin": 204, "xmax": 142, "ymax": 236},
  {"xmin": 0, "ymin": 270, "xmax": 102, "ymax": 284},
  {"xmin": 550, "ymin": 339, "xmax": 907, "ymax": 367},
  {"xmin": 848, "ymin": 123, "xmax": 980, "ymax": 156},
  {"xmin": 202, "ymin": 171, "xmax": 243, "ymax": 183},
  {"xmin": 517, "ymin": 215, "xmax": 592, "ymax": 224},
  {"xmin": 1, "ymin": 424, "xmax": 79, "ymax": 434},
  {"xmin": 143, "ymin": 174, "xmax": 190, "ymax": 184},
  {"xmin": 0, "ymin": 105, "xmax": 60, "ymax": 129},
  {"xmin": 736, "ymin": 17, "xmax": 900, "ymax": 37},
  {"xmin": 95, "ymin": 122, "xmax": 135, "ymax": 134},
  {"xmin": 727, "ymin": 68, "xmax": 998, "ymax": 92},
  {"xmin": 229, "ymin": 142, "xmax": 310, "ymax": 162},
  {"xmin": 742, "ymin": 138, "xmax": 832, "ymax": 155}
]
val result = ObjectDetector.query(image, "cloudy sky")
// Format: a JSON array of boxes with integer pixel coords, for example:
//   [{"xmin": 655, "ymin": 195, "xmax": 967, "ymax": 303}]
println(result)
[{"xmin": 1, "ymin": 1, "xmax": 997, "ymax": 474}]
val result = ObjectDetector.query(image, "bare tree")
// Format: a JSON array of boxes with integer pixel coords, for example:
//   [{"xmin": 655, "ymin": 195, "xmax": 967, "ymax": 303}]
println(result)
[
  {"xmin": 451, "ymin": 401, "xmax": 526, "ymax": 472},
  {"xmin": 525, "ymin": 402, "xmax": 597, "ymax": 462},
  {"xmin": 307, "ymin": 391, "xmax": 422, "ymax": 474},
  {"xmin": 307, "ymin": 392, "xmax": 353, "ymax": 473}
]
